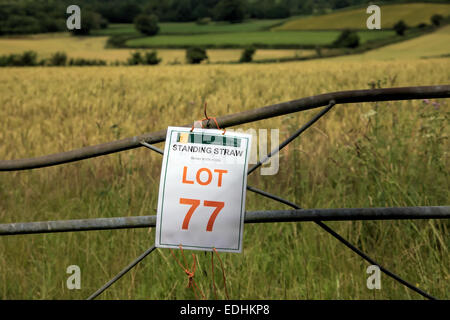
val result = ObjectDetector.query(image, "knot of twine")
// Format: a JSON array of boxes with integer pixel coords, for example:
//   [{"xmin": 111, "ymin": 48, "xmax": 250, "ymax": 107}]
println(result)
[
  {"xmin": 184, "ymin": 257, "xmax": 196, "ymax": 288},
  {"xmin": 169, "ymin": 245, "xmax": 205, "ymax": 299},
  {"xmin": 190, "ymin": 102, "xmax": 226, "ymax": 135}
]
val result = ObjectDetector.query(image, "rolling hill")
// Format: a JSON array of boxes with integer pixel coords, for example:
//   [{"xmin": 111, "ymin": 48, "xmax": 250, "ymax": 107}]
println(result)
[
  {"xmin": 331, "ymin": 24, "xmax": 450, "ymax": 61},
  {"xmin": 274, "ymin": 3, "xmax": 450, "ymax": 30}
]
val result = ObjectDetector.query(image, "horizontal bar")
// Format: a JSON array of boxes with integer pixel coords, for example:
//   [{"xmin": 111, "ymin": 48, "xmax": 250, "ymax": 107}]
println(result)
[
  {"xmin": 0, "ymin": 206, "xmax": 448, "ymax": 236},
  {"xmin": 244, "ymin": 206, "xmax": 450, "ymax": 224},
  {"xmin": 1, "ymin": 85, "xmax": 449, "ymax": 171}
]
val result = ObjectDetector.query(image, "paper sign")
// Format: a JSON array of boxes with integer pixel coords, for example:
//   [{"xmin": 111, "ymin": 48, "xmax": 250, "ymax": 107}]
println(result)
[{"xmin": 155, "ymin": 126, "xmax": 252, "ymax": 253}]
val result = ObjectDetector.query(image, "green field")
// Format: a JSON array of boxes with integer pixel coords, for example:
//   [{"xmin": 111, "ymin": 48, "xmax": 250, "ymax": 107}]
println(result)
[
  {"xmin": 125, "ymin": 30, "xmax": 396, "ymax": 48},
  {"xmin": 275, "ymin": 2, "xmax": 450, "ymax": 30},
  {"xmin": 92, "ymin": 5, "xmax": 444, "ymax": 50},
  {"xmin": 91, "ymin": 24, "xmax": 138, "ymax": 36},
  {"xmin": 92, "ymin": 19, "xmax": 286, "ymax": 37}
]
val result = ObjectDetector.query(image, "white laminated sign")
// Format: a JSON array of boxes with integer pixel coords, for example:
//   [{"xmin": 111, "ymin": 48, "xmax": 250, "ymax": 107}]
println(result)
[{"xmin": 155, "ymin": 126, "xmax": 252, "ymax": 253}]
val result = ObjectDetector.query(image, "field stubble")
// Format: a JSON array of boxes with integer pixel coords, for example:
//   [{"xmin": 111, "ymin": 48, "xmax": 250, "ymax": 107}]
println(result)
[{"xmin": 0, "ymin": 58, "xmax": 448, "ymax": 299}]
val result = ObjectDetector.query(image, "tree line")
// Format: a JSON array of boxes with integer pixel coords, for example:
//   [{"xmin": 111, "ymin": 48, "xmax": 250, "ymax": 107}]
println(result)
[
  {"xmin": 1, "ymin": 0, "xmax": 447, "ymax": 35},
  {"xmin": 0, "ymin": 0, "xmax": 395, "ymax": 35}
]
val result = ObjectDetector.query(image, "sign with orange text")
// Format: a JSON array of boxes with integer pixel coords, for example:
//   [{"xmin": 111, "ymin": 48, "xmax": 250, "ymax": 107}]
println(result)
[{"xmin": 155, "ymin": 126, "xmax": 252, "ymax": 253}]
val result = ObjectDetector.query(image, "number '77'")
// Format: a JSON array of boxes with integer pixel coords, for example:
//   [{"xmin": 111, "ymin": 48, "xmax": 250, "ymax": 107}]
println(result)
[{"xmin": 180, "ymin": 198, "xmax": 224, "ymax": 232}]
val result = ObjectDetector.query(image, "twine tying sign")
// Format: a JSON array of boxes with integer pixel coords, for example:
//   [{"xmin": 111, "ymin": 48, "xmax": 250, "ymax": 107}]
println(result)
[{"xmin": 191, "ymin": 102, "xmax": 226, "ymax": 135}]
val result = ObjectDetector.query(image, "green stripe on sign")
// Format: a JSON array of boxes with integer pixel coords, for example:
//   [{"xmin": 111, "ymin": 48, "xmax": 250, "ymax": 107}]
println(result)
[{"xmin": 177, "ymin": 133, "xmax": 241, "ymax": 147}]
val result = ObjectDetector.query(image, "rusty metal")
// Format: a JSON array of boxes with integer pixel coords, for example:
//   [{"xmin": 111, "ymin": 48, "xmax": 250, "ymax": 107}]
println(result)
[
  {"xmin": 1, "ymin": 86, "xmax": 449, "ymax": 171},
  {"xmin": 86, "ymin": 245, "xmax": 157, "ymax": 300},
  {"xmin": 1, "ymin": 206, "xmax": 448, "ymax": 236}
]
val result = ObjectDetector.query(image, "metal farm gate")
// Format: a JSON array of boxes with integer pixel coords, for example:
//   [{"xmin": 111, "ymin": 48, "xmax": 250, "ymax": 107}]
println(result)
[{"xmin": 1, "ymin": 86, "xmax": 449, "ymax": 300}]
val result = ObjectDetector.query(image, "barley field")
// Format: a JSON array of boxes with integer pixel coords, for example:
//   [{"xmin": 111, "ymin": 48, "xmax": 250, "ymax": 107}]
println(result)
[{"xmin": 0, "ymin": 55, "xmax": 448, "ymax": 299}]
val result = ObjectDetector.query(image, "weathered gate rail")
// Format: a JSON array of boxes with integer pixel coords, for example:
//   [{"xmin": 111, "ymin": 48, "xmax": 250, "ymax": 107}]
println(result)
[
  {"xmin": 0, "ymin": 86, "xmax": 448, "ymax": 171},
  {"xmin": 1, "ymin": 85, "xmax": 449, "ymax": 300},
  {"xmin": 1, "ymin": 206, "xmax": 449, "ymax": 236}
]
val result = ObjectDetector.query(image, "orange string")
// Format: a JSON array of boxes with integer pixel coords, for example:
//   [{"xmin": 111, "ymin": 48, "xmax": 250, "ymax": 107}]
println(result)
[
  {"xmin": 211, "ymin": 247, "xmax": 230, "ymax": 300},
  {"xmin": 211, "ymin": 251, "xmax": 218, "ymax": 300},
  {"xmin": 190, "ymin": 117, "xmax": 226, "ymax": 134},
  {"xmin": 169, "ymin": 245, "xmax": 205, "ymax": 300},
  {"xmin": 190, "ymin": 102, "xmax": 226, "ymax": 134}
]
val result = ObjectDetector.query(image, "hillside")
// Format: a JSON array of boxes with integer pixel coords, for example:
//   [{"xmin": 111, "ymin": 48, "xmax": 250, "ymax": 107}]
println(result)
[
  {"xmin": 331, "ymin": 24, "xmax": 450, "ymax": 61},
  {"xmin": 124, "ymin": 30, "xmax": 395, "ymax": 48},
  {"xmin": 274, "ymin": 3, "xmax": 450, "ymax": 30}
]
